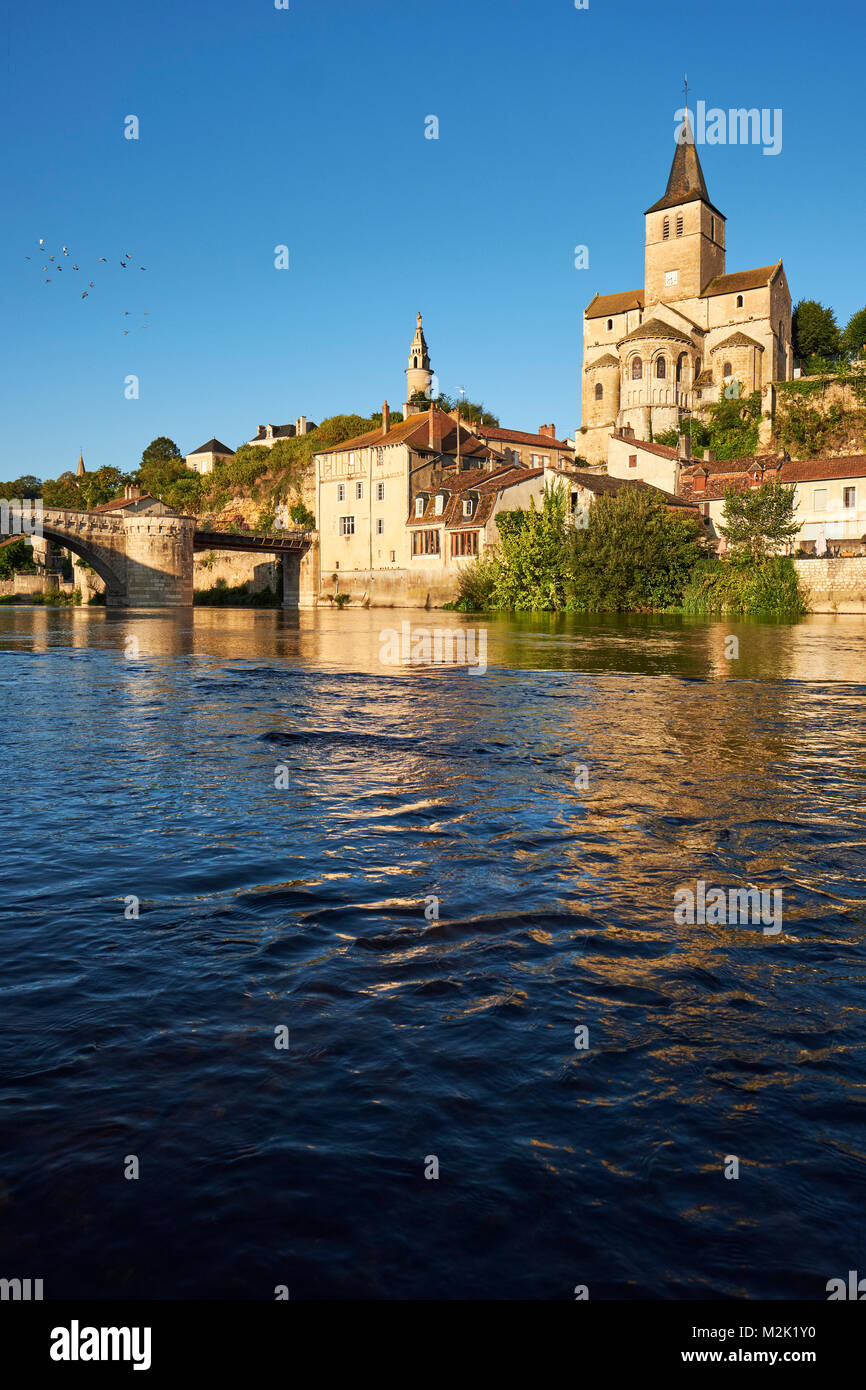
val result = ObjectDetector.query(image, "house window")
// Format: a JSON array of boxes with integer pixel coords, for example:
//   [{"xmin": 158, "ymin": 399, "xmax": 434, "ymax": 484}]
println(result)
[
  {"xmin": 463, "ymin": 499, "xmax": 473, "ymax": 517},
  {"xmin": 356, "ymin": 481, "xmax": 363, "ymax": 500},
  {"xmin": 665, "ymin": 270, "xmax": 678, "ymax": 287},
  {"xmin": 348, "ymin": 452, "xmax": 355, "ymax": 467},
  {"xmin": 339, "ymin": 515, "xmax": 355, "ymax": 536},
  {"xmin": 629, "ymin": 454, "xmax": 637, "ymax": 468},
  {"xmin": 376, "ymin": 447, "xmax": 384, "ymax": 466},
  {"xmin": 844, "ymin": 486, "xmax": 856, "ymax": 508},
  {"xmin": 723, "ymin": 361, "xmax": 733, "ymax": 377},
  {"xmin": 415, "ymin": 496, "xmax": 425, "ymax": 517},
  {"xmin": 656, "ymin": 357, "xmax": 666, "ymax": 379},
  {"xmin": 451, "ymin": 531, "xmax": 479, "ymax": 557},
  {"xmin": 676, "ymin": 214, "xmax": 683, "ymax": 236},
  {"xmin": 412, "ymin": 529, "xmax": 440, "ymax": 556},
  {"xmin": 607, "ymin": 318, "xmax": 613, "ymax": 330},
  {"xmin": 632, "ymin": 359, "xmax": 643, "ymax": 380},
  {"xmin": 376, "ymin": 517, "xmax": 384, "ymax": 534},
  {"xmin": 434, "ymin": 494, "xmax": 445, "ymax": 516},
  {"xmin": 813, "ymin": 488, "xmax": 828, "ymax": 510},
  {"xmin": 595, "ymin": 383, "xmax": 603, "ymax": 400},
  {"xmin": 663, "ymin": 217, "xmax": 670, "ymax": 240},
  {"xmin": 376, "ymin": 481, "xmax": 385, "ymax": 501},
  {"xmin": 337, "ymin": 483, "xmax": 345, "ymax": 501},
  {"xmin": 736, "ymin": 294, "xmax": 744, "ymax": 308}
]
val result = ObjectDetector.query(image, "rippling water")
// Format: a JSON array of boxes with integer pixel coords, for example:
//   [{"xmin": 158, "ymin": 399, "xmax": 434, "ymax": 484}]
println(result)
[{"xmin": 1, "ymin": 606, "xmax": 865, "ymax": 1299}]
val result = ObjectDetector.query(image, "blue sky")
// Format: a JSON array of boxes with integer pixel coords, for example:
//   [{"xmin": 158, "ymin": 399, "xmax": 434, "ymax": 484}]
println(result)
[{"xmin": 3, "ymin": 0, "xmax": 864, "ymax": 478}]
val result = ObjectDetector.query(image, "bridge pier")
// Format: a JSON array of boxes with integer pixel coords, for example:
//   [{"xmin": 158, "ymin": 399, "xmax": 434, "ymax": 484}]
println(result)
[{"xmin": 281, "ymin": 535, "xmax": 318, "ymax": 609}]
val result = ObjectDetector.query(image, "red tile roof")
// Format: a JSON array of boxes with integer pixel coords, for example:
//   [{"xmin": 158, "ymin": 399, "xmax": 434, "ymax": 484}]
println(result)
[
  {"xmin": 315, "ymin": 407, "xmax": 492, "ymax": 460},
  {"xmin": 474, "ymin": 424, "xmax": 570, "ymax": 450},
  {"xmin": 585, "ymin": 288, "xmax": 645, "ymax": 320},
  {"xmin": 611, "ymin": 433, "xmax": 678, "ymax": 459},
  {"xmin": 702, "ymin": 264, "xmax": 780, "ymax": 298}
]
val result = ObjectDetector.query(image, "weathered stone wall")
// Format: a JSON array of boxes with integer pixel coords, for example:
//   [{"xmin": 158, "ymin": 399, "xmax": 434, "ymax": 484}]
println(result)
[
  {"xmin": 794, "ymin": 557, "xmax": 866, "ymax": 613},
  {"xmin": 318, "ymin": 565, "xmax": 457, "ymax": 609},
  {"xmin": 194, "ymin": 549, "xmax": 280, "ymax": 594}
]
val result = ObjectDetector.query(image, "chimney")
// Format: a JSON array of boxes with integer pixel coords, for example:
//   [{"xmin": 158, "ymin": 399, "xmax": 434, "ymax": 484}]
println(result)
[
  {"xmin": 296, "ymin": 416, "xmax": 307, "ymax": 435},
  {"xmin": 620, "ymin": 424, "xmax": 634, "ymax": 439},
  {"xmin": 266, "ymin": 424, "xmax": 274, "ymax": 440},
  {"xmin": 678, "ymin": 431, "xmax": 692, "ymax": 461},
  {"xmin": 539, "ymin": 423, "xmax": 556, "ymax": 440},
  {"xmin": 429, "ymin": 407, "xmax": 437, "ymax": 449},
  {"xmin": 382, "ymin": 401, "xmax": 390, "ymax": 436},
  {"xmin": 124, "ymin": 483, "xmax": 141, "ymax": 501},
  {"xmin": 703, "ymin": 447, "xmax": 714, "ymax": 462}
]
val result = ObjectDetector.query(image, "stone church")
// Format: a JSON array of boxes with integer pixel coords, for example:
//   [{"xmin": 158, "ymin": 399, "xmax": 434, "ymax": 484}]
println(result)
[{"xmin": 579, "ymin": 113, "xmax": 793, "ymax": 463}]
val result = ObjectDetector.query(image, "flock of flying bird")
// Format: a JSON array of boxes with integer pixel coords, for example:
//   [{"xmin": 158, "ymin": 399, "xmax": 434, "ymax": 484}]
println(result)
[{"xmin": 26, "ymin": 239, "xmax": 149, "ymax": 333}]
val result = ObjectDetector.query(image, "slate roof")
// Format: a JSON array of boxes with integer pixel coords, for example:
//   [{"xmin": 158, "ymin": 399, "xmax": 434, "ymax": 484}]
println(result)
[
  {"xmin": 620, "ymin": 318, "xmax": 694, "ymax": 346},
  {"xmin": 586, "ymin": 353, "xmax": 621, "ymax": 370},
  {"xmin": 710, "ymin": 331, "xmax": 764, "ymax": 352},
  {"xmin": 645, "ymin": 114, "xmax": 725, "ymax": 219},
  {"xmin": 188, "ymin": 438, "xmax": 235, "ymax": 456}
]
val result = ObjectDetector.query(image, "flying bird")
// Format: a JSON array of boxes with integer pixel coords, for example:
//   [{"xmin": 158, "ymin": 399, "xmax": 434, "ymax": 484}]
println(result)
[
  {"xmin": 25, "ymin": 255, "xmax": 31, "ymax": 260},
  {"xmin": 48, "ymin": 255, "xmax": 54, "ymax": 261},
  {"xmin": 98, "ymin": 257, "xmax": 106, "ymax": 262},
  {"xmin": 44, "ymin": 278, "xmax": 51, "ymax": 283},
  {"xmin": 119, "ymin": 261, "xmax": 126, "ymax": 268},
  {"xmin": 88, "ymin": 280, "xmax": 94, "ymax": 287},
  {"xmin": 62, "ymin": 246, "xmax": 69, "ymax": 255},
  {"xmin": 81, "ymin": 291, "xmax": 88, "ymax": 299},
  {"xmin": 72, "ymin": 263, "xmax": 78, "ymax": 270}
]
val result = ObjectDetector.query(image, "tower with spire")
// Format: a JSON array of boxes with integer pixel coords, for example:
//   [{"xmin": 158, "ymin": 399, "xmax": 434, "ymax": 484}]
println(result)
[
  {"xmin": 404, "ymin": 312, "xmax": 433, "ymax": 416},
  {"xmin": 76, "ymin": 452, "xmax": 85, "ymax": 477},
  {"xmin": 579, "ymin": 101, "xmax": 792, "ymax": 463},
  {"xmin": 644, "ymin": 110, "xmax": 726, "ymax": 304}
]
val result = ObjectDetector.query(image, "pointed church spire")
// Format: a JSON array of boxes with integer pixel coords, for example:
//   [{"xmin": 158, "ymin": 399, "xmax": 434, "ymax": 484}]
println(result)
[
  {"xmin": 76, "ymin": 452, "xmax": 85, "ymax": 477},
  {"xmin": 404, "ymin": 311, "xmax": 433, "ymax": 415},
  {"xmin": 646, "ymin": 110, "xmax": 722, "ymax": 217}
]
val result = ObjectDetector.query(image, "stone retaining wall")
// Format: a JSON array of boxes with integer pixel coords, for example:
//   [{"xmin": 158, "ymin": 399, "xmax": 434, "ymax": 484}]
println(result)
[{"xmin": 794, "ymin": 557, "xmax": 866, "ymax": 613}]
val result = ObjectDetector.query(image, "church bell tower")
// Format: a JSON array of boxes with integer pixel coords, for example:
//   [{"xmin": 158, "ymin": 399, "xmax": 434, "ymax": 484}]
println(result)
[
  {"xmin": 404, "ymin": 312, "xmax": 433, "ymax": 415},
  {"xmin": 644, "ymin": 111, "xmax": 726, "ymax": 304}
]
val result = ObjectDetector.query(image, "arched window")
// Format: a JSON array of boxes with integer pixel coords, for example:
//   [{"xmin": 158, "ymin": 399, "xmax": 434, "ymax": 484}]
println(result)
[
  {"xmin": 631, "ymin": 359, "xmax": 643, "ymax": 380},
  {"xmin": 723, "ymin": 361, "xmax": 733, "ymax": 377},
  {"xmin": 656, "ymin": 357, "xmax": 666, "ymax": 379},
  {"xmin": 663, "ymin": 217, "xmax": 670, "ymax": 240},
  {"xmin": 676, "ymin": 353, "xmax": 687, "ymax": 383},
  {"xmin": 676, "ymin": 214, "xmax": 683, "ymax": 236},
  {"xmin": 594, "ymin": 383, "xmax": 603, "ymax": 401},
  {"xmin": 736, "ymin": 295, "xmax": 744, "ymax": 308},
  {"xmin": 607, "ymin": 318, "xmax": 613, "ymax": 330}
]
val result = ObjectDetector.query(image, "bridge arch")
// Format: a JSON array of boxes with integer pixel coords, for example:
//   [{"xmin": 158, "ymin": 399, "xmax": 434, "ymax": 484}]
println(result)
[{"xmin": 41, "ymin": 523, "xmax": 125, "ymax": 602}]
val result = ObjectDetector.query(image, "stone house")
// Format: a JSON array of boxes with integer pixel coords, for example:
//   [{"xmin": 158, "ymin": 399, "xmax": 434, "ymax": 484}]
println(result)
[{"xmin": 186, "ymin": 438, "xmax": 235, "ymax": 476}]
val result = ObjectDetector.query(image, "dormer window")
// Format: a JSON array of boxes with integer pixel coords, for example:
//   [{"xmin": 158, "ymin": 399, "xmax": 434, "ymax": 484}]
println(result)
[
  {"xmin": 434, "ymin": 493, "xmax": 445, "ymax": 516},
  {"xmin": 415, "ymin": 496, "xmax": 425, "ymax": 517},
  {"xmin": 463, "ymin": 498, "xmax": 474, "ymax": 518}
]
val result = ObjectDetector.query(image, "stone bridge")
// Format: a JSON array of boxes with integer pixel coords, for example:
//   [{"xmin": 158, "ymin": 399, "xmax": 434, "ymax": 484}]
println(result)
[{"xmin": 38, "ymin": 506, "xmax": 315, "ymax": 608}]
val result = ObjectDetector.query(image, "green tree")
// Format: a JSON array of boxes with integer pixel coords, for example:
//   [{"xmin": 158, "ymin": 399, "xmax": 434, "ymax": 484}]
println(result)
[
  {"xmin": 79, "ymin": 466, "xmax": 125, "ymax": 508},
  {"xmin": 566, "ymin": 487, "xmax": 705, "ymax": 612},
  {"xmin": 0, "ymin": 475, "xmax": 42, "ymax": 498},
  {"xmin": 704, "ymin": 388, "xmax": 762, "ymax": 460},
  {"xmin": 0, "ymin": 537, "xmax": 38, "ymax": 578},
  {"xmin": 792, "ymin": 300, "xmax": 841, "ymax": 366},
  {"xmin": 489, "ymin": 484, "xmax": 570, "ymax": 610},
  {"xmin": 141, "ymin": 437, "xmax": 183, "ymax": 468},
  {"xmin": 718, "ymin": 478, "xmax": 800, "ymax": 560},
  {"xmin": 42, "ymin": 472, "xmax": 83, "ymax": 508},
  {"xmin": 289, "ymin": 500, "xmax": 315, "ymax": 528},
  {"xmin": 841, "ymin": 306, "xmax": 866, "ymax": 361}
]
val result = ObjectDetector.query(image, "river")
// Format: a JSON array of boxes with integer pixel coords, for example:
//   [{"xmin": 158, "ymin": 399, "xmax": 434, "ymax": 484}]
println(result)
[{"xmin": 1, "ymin": 605, "xmax": 865, "ymax": 1298}]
